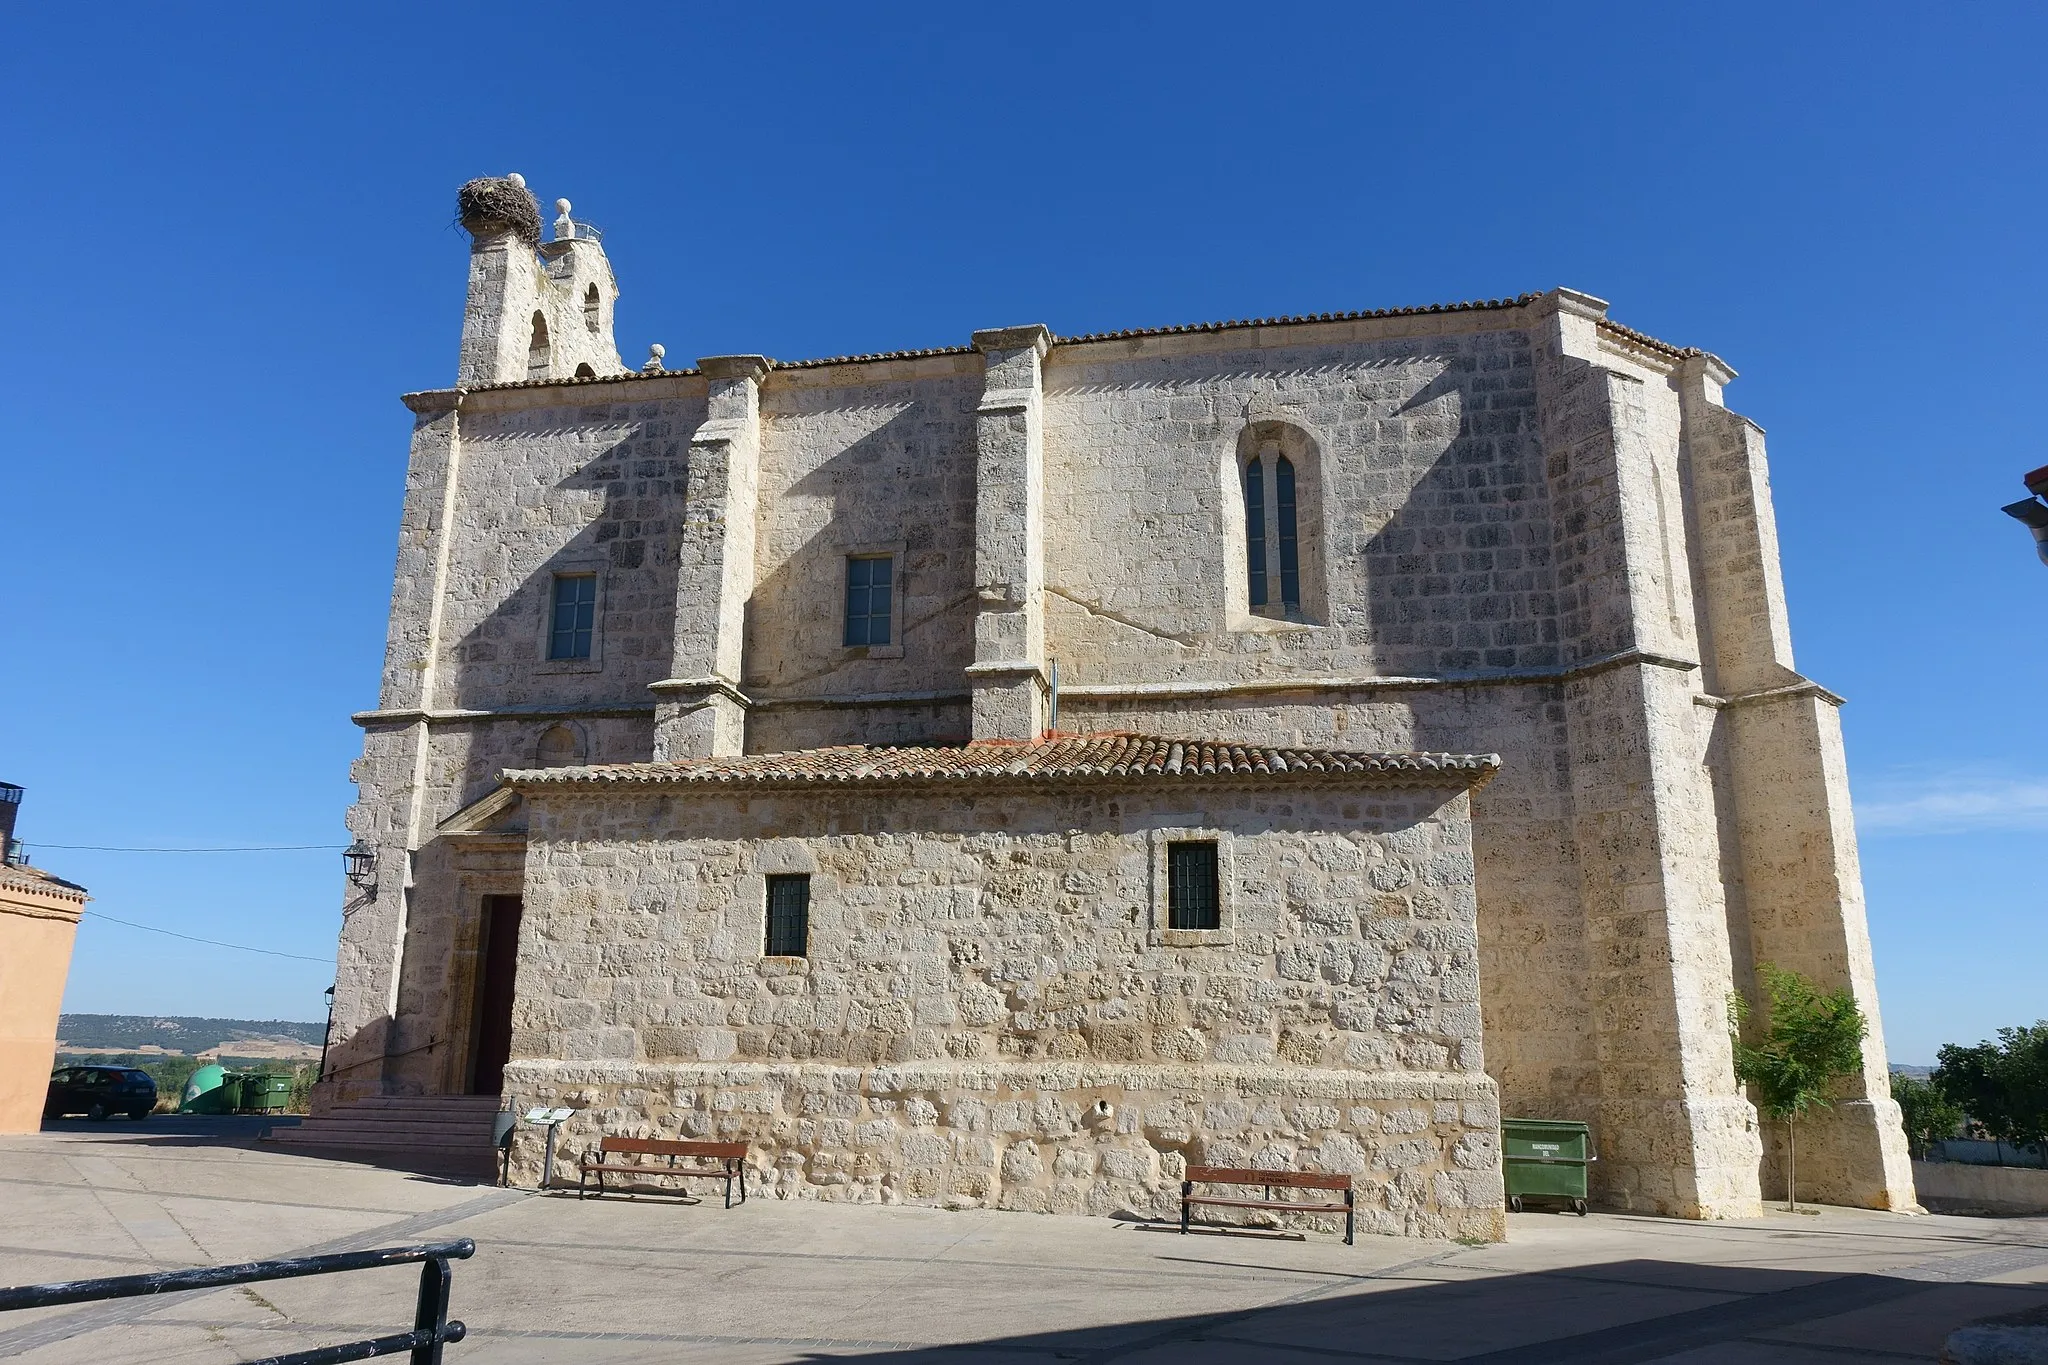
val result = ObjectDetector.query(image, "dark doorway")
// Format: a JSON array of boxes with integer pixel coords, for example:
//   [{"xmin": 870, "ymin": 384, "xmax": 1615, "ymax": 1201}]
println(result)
[{"xmin": 468, "ymin": 894, "xmax": 523, "ymax": 1096}]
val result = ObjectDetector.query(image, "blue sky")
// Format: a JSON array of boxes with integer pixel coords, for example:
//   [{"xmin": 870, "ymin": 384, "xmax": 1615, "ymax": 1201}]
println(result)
[{"xmin": 3, "ymin": 4, "xmax": 2041, "ymax": 1064}]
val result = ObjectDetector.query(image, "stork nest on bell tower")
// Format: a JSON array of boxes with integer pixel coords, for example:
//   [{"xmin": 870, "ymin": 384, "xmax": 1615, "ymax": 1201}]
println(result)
[{"xmin": 456, "ymin": 177, "xmax": 543, "ymax": 244}]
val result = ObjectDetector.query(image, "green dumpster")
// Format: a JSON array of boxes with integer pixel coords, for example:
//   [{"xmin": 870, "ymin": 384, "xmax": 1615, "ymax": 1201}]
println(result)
[
  {"xmin": 1502, "ymin": 1118, "xmax": 1593, "ymax": 1215},
  {"xmin": 243, "ymin": 1074, "xmax": 293, "ymax": 1114},
  {"xmin": 214, "ymin": 1073, "xmax": 249, "ymax": 1112}
]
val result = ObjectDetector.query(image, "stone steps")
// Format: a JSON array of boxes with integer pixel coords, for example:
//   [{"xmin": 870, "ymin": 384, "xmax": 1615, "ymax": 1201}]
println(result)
[{"xmin": 264, "ymin": 1095, "xmax": 506, "ymax": 1176}]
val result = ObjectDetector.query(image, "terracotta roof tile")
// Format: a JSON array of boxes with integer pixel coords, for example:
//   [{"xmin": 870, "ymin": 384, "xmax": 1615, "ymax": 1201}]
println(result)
[
  {"xmin": 452, "ymin": 294, "xmax": 1702, "ymax": 394},
  {"xmin": 507, "ymin": 732, "xmax": 1498, "ymax": 792},
  {"xmin": 1050, "ymin": 295, "xmax": 1541, "ymax": 346},
  {"xmin": 0, "ymin": 863, "xmax": 89, "ymax": 901}
]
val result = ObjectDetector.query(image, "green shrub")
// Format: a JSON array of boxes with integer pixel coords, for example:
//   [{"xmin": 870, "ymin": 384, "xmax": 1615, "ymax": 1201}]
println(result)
[{"xmin": 1891, "ymin": 1073, "xmax": 1963, "ymax": 1158}]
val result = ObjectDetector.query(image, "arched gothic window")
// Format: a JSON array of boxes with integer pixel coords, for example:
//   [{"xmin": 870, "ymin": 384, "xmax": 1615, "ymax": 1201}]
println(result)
[
  {"xmin": 1243, "ymin": 448, "xmax": 1302, "ymax": 616},
  {"xmin": 526, "ymin": 311, "xmax": 550, "ymax": 378}
]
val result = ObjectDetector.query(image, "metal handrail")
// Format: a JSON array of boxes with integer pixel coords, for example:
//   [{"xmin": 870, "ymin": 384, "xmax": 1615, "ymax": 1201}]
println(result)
[
  {"xmin": 320, "ymin": 1035, "xmax": 439, "ymax": 1081},
  {"xmin": 0, "ymin": 1239, "xmax": 475, "ymax": 1364}
]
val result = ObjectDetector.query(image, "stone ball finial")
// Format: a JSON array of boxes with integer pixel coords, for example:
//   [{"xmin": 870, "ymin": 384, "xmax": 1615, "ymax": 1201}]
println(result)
[
  {"xmin": 507, "ymin": 173, "xmax": 526, "ymax": 188},
  {"xmin": 642, "ymin": 343, "xmax": 666, "ymax": 374},
  {"xmin": 457, "ymin": 175, "xmax": 542, "ymax": 245},
  {"xmin": 556, "ymin": 198, "xmax": 572, "ymax": 215}
]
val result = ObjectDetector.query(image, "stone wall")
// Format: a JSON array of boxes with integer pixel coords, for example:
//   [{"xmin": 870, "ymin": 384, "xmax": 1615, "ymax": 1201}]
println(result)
[
  {"xmin": 1041, "ymin": 326, "xmax": 1553, "ymax": 683},
  {"xmin": 746, "ymin": 360, "xmax": 983, "ymax": 721},
  {"xmin": 499, "ymin": 779, "xmax": 1504, "ymax": 1240}
]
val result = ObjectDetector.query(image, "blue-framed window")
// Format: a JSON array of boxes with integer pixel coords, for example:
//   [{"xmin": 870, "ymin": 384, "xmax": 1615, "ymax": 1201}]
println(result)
[
  {"xmin": 1243, "ymin": 454, "xmax": 1301, "ymax": 615},
  {"xmin": 766, "ymin": 874, "xmax": 810, "ymax": 957},
  {"xmin": 844, "ymin": 555, "xmax": 894, "ymax": 647},
  {"xmin": 1275, "ymin": 455, "xmax": 1300, "ymax": 611},
  {"xmin": 1244, "ymin": 457, "xmax": 1268, "ymax": 610},
  {"xmin": 548, "ymin": 573, "xmax": 597, "ymax": 660}
]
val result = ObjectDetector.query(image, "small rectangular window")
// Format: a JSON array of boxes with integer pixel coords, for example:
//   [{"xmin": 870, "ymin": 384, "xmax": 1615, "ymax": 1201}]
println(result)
[
  {"xmin": 843, "ymin": 555, "xmax": 894, "ymax": 647},
  {"xmin": 1167, "ymin": 841, "xmax": 1220, "ymax": 930},
  {"xmin": 548, "ymin": 574, "xmax": 597, "ymax": 660},
  {"xmin": 765, "ymin": 874, "xmax": 810, "ymax": 957}
]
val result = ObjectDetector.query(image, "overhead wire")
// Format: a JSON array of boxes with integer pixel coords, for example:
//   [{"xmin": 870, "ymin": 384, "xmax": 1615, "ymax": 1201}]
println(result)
[
  {"xmin": 80, "ymin": 911, "xmax": 334, "ymax": 964},
  {"xmin": 24, "ymin": 843, "xmax": 345, "ymax": 853}
]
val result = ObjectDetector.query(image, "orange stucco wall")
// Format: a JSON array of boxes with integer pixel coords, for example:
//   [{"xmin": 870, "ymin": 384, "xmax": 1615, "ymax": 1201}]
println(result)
[{"xmin": 0, "ymin": 900, "xmax": 83, "ymax": 1133}]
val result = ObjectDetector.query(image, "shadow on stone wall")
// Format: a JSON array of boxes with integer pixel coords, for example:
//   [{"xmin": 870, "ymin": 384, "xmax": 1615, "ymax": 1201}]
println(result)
[
  {"xmin": 449, "ymin": 415, "xmax": 683, "ymax": 799},
  {"xmin": 742, "ymin": 400, "xmax": 977, "ymax": 751},
  {"xmin": 1354, "ymin": 350, "xmax": 1560, "ymax": 680}
]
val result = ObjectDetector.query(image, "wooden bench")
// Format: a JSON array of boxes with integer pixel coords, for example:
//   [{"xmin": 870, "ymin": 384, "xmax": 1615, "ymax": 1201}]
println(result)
[
  {"xmin": 1181, "ymin": 1165, "xmax": 1354, "ymax": 1245},
  {"xmin": 577, "ymin": 1137, "xmax": 750, "ymax": 1206}
]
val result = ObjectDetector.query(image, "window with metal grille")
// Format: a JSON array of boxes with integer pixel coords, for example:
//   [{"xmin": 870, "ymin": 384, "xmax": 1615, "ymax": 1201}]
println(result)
[
  {"xmin": 765, "ymin": 874, "xmax": 810, "ymax": 957},
  {"xmin": 548, "ymin": 574, "xmax": 597, "ymax": 660},
  {"xmin": 1167, "ymin": 841, "xmax": 1221, "ymax": 931},
  {"xmin": 844, "ymin": 555, "xmax": 894, "ymax": 647}
]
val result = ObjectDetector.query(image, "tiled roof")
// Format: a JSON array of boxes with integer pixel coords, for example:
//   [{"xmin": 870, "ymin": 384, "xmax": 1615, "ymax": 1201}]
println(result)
[
  {"xmin": 1051, "ymin": 295, "xmax": 1541, "ymax": 346},
  {"xmin": 0, "ymin": 863, "xmax": 88, "ymax": 901},
  {"xmin": 773, "ymin": 344, "xmax": 976, "ymax": 371},
  {"xmin": 456, "ymin": 292, "xmax": 1704, "ymax": 395},
  {"xmin": 506, "ymin": 733, "xmax": 1498, "ymax": 792}
]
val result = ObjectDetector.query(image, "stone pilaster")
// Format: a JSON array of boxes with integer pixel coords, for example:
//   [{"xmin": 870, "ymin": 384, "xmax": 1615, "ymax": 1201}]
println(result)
[
  {"xmin": 968, "ymin": 325, "xmax": 1052, "ymax": 740},
  {"xmin": 323, "ymin": 390, "xmax": 467, "ymax": 1108},
  {"xmin": 1532, "ymin": 289, "xmax": 1763, "ymax": 1218},
  {"xmin": 652, "ymin": 355, "xmax": 768, "ymax": 760},
  {"xmin": 1678, "ymin": 359, "xmax": 1916, "ymax": 1210},
  {"xmin": 456, "ymin": 229, "xmax": 545, "ymax": 387}
]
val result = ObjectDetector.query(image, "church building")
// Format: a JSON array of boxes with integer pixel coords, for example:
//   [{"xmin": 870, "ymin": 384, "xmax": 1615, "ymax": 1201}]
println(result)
[{"xmin": 308, "ymin": 175, "xmax": 1915, "ymax": 1236}]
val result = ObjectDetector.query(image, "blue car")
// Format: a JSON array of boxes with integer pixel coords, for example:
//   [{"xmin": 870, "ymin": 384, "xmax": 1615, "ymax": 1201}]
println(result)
[{"xmin": 45, "ymin": 1066, "xmax": 156, "ymax": 1120}]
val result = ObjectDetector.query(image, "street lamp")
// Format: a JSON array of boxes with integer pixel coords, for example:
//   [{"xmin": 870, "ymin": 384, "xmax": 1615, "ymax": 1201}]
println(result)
[
  {"xmin": 2001, "ymin": 463, "xmax": 2048, "ymax": 568},
  {"xmin": 342, "ymin": 840, "xmax": 378, "ymax": 892}
]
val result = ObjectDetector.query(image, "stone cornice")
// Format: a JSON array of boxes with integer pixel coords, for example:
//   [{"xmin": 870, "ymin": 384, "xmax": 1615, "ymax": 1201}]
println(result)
[
  {"xmin": 1059, "ymin": 647, "xmax": 1699, "ymax": 703},
  {"xmin": 1693, "ymin": 677, "xmax": 1846, "ymax": 710},
  {"xmin": 648, "ymin": 676, "xmax": 753, "ymax": 709},
  {"xmin": 400, "ymin": 388, "xmax": 462, "ymax": 416},
  {"xmin": 972, "ymin": 324, "xmax": 1052, "ymax": 358},
  {"xmin": 699, "ymin": 354, "xmax": 772, "ymax": 384},
  {"xmin": 353, "ymin": 701, "xmax": 657, "ymax": 728}
]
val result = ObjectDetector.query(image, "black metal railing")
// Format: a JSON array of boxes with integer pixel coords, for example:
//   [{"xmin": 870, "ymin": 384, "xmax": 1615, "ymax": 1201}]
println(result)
[{"xmin": 0, "ymin": 1239, "xmax": 475, "ymax": 1364}]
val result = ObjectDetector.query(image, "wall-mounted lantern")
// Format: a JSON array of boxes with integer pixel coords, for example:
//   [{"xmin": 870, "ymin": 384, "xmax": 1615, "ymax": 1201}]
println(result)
[
  {"xmin": 2001, "ymin": 463, "xmax": 2048, "ymax": 569},
  {"xmin": 343, "ymin": 840, "xmax": 378, "ymax": 892}
]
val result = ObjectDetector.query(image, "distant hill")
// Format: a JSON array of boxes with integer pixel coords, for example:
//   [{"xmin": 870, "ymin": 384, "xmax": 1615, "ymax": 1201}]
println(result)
[{"xmin": 56, "ymin": 1014, "xmax": 326, "ymax": 1057}]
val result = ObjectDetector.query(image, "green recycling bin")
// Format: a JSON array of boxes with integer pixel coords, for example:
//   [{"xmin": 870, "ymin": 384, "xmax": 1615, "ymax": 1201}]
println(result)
[
  {"xmin": 1502, "ymin": 1118, "xmax": 1593, "ymax": 1215},
  {"xmin": 213, "ymin": 1073, "xmax": 248, "ymax": 1113},
  {"xmin": 243, "ymin": 1074, "xmax": 293, "ymax": 1114}
]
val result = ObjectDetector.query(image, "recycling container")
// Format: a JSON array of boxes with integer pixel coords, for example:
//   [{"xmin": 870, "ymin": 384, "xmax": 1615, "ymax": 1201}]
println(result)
[
  {"xmin": 180, "ymin": 1063, "xmax": 230, "ymax": 1114},
  {"xmin": 1502, "ymin": 1118, "xmax": 1593, "ymax": 1215},
  {"xmin": 244, "ymin": 1074, "xmax": 293, "ymax": 1114}
]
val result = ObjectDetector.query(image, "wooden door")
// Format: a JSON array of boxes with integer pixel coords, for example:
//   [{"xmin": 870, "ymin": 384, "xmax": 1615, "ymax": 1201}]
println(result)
[{"xmin": 469, "ymin": 895, "xmax": 523, "ymax": 1096}]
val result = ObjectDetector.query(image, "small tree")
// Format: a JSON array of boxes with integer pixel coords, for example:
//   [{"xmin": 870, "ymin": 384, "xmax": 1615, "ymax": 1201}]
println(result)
[
  {"xmin": 1934, "ymin": 1023, "xmax": 2048, "ymax": 1158},
  {"xmin": 1729, "ymin": 964, "xmax": 1868, "ymax": 1211},
  {"xmin": 1890, "ymin": 1073, "xmax": 1964, "ymax": 1159}
]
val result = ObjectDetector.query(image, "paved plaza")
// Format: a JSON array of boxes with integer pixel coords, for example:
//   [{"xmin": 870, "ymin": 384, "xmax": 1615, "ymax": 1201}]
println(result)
[{"xmin": 1, "ymin": 1119, "xmax": 2044, "ymax": 1362}]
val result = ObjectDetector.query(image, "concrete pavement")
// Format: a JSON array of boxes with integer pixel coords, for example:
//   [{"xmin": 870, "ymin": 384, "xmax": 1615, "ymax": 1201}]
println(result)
[{"xmin": 2, "ymin": 1119, "xmax": 2046, "ymax": 1362}]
